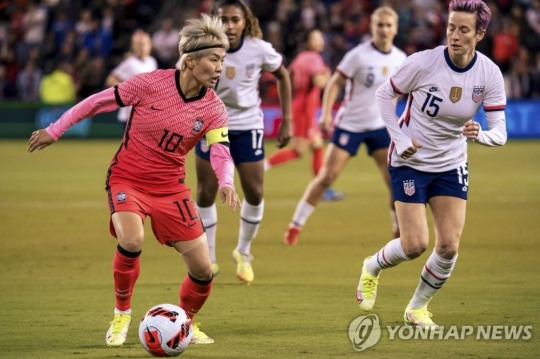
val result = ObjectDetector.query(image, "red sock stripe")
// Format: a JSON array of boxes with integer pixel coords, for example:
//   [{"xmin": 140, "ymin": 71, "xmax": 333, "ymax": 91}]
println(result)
[
  {"xmin": 423, "ymin": 265, "xmax": 447, "ymax": 281},
  {"xmin": 381, "ymin": 248, "xmax": 389, "ymax": 266}
]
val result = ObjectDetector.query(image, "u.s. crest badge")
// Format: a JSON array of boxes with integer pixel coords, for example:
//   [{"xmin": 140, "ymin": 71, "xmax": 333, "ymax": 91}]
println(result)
[
  {"xmin": 225, "ymin": 66, "xmax": 236, "ymax": 80},
  {"xmin": 472, "ymin": 86, "xmax": 484, "ymax": 103},
  {"xmin": 339, "ymin": 133, "xmax": 350, "ymax": 146},
  {"xmin": 449, "ymin": 86, "xmax": 462, "ymax": 103},
  {"xmin": 246, "ymin": 64, "xmax": 255, "ymax": 78},
  {"xmin": 403, "ymin": 180, "xmax": 415, "ymax": 197}
]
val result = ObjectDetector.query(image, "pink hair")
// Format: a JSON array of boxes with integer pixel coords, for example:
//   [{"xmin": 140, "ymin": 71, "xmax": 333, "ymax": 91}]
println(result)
[{"xmin": 449, "ymin": 0, "xmax": 492, "ymax": 32}]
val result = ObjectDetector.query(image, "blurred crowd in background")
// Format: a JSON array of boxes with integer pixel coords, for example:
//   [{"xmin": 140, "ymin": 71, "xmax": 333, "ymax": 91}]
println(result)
[{"xmin": 0, "ymin": 0, "xmax": 539, "ymax": 105}]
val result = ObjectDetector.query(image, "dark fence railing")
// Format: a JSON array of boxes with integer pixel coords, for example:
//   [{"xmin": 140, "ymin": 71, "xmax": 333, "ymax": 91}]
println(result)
[{"xmin": 1, "ymin": 100, "xmax": 538, "ymax": 139}]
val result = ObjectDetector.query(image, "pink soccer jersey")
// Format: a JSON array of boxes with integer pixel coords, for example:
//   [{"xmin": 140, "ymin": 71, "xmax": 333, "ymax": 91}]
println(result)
[
  {"xmin": 110, "ymin": 69, "xmax": 228, "ymax": 190},
  {"xmin": 289, "ymin": 51, "xmax": 326, "ymax": 135},
  {"xmin": 289, "ymin": 51, "xmax": 325, "ymax": 93}
]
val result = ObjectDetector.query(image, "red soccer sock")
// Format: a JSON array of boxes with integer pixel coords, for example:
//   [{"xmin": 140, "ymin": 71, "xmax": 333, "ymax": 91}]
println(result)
[
  {"xmin": 312, "ymin": 147, "xmax": 324, "ymax": 176},
  {"xmin": 179, "ymin": 273, "xmax": 213, "ymax": 319},
  {"xmin": 267, "ymin": 149, "xmax": 300, "ymax": 167},
  {"xmin": 113, "ymin": 245, "xmax": 141, "ymax": 311}
]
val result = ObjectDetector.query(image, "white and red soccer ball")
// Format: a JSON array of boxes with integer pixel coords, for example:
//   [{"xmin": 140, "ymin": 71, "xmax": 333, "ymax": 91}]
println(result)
[{"xmin": 139, "ymin": 304, "xmax": 193, "ymax": 357}]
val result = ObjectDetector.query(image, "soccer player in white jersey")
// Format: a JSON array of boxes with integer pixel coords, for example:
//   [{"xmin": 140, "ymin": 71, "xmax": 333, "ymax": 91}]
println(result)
[
  {"xmin": 357, "ymin": 0, "xmax": 507, "ymax": 328},
  {"xmin": 106, "ymin": 30, "xmax": 158, "ymax": 128},
  {"xmin": 284, "ymin": 6, "xmax": 406, "ymax": 246},
  {"xmin": 195, "ymin": 0, "xmax": 292, "ymax": 284}
]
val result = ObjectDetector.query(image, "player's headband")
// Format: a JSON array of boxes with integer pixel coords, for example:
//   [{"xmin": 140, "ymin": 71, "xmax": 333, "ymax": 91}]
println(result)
[{"xmin": 184, "ymin": 45, "xmax": 225, "ymax": 53}]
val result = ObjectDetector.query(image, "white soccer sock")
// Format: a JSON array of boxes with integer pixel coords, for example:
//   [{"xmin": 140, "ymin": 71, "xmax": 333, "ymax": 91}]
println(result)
[
  {"xmin": 407, "ymin": 251, "xmax": 458, "ymax": 309},
  {"xmin": 365, "ymin": 238, "xmax": 410, "ymax": 276},
  {"xmin": 236, "ymin": 199, "xmax": 264, "ymax": 254},
  {"xmin": 114, "ymin": 308, "xmax": 132, "ymax": 315},
  {"xmin": 197, "ymin": 204, "xmax": 218, "ymax": 263},
  {"xmin": 389, "ymin": 209, "xmax": 399, "ymax": 235},
  {"xmin": 290, "ymin": 199, "xmax": 315, "ymax": 228}
]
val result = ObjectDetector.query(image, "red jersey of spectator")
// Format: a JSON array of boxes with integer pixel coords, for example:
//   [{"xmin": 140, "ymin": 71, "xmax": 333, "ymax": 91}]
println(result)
[
  {"xmin": 289, "ymin": 50, "xmax": 326, "ymax": 138},
  {"xmin": 110, "ymin": 69, "xmax": 228, "ymax": 192}
]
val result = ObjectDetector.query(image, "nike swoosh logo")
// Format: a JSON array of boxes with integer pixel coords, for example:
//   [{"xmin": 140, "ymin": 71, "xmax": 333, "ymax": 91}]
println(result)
[
  {"xmin": 188, "ymin": 222, "xmax": 198, "ymax": 228},
  {"xmin": 221, "ymin": 131, "xmax": 228, "ymax": 138},
  {"xmin": 146, "ymin": 328, "xmax": 156, "ymax": 343},
  {"xmin": 150, "ymin": 105, "xmax": 163, "ymax": 111}
]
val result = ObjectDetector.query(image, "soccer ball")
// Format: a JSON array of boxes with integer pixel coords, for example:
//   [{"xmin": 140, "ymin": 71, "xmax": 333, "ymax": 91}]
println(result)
[{"xmin": 139, "ymin": 304, "xmax": 193, "ymax": 357}]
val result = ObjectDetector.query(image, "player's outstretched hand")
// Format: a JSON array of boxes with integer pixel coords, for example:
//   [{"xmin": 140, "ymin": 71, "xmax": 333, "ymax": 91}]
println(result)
[
  {"xmin": 400, "ymin": 139, "xmax": 422, "ymax": 160},
  {"xmin": 319, "ymin": 115, "xmax": 333, "ymax": 136},
  {"xmin": 276, "ymin": 117, "xmax": 291, "ymax": 148},
  {"xmin": 219, "ymin": 186, "xmax": 241, "ymax": 212},
  {"xmin": 28, "ymin": 129, "xmax": 55, "ymax": 153},
  {"xmin": 463, "ymin": 120, "xmax": 481, "ymax": 140}
]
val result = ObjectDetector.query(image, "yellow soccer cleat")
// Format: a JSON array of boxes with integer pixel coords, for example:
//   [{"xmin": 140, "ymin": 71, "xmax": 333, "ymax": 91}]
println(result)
[
  {"xmin": 190, "ymin": 323, "xmax": 215, "ymax": 344},
  {"xmin": 356, "ymin": 256, "xmax": 379, "ymax": 311},
  {"xmin": 232, "ymin": 249, "xmax": 254, "ymax": 284},
  {"xmin": 212, "ymin": 263, "xmax": 220, "ymax": 277},
  {"xmin": 105, "ymin": 313, "xmax": 131, "ymax": 347},
  {"xmin": 404, "ymin": 307, "xmax": 439, "ymax": 329}
]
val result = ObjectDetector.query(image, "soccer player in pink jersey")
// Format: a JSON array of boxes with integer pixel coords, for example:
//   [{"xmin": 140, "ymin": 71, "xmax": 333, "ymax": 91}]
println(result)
[
  {"xmin": 357, "ymin": 0, "xmax": 507, "ymax": 328},
  {"xmin": 283, "ymin": 6, "xmax": 406, "ymax": 246},
  {"xmin": 28, "ymin": 15, "xmax": 240, "ymax": 347},
  {"xmin": 265, "ymin": 29, "xmax": 344, "ymax": 201}
]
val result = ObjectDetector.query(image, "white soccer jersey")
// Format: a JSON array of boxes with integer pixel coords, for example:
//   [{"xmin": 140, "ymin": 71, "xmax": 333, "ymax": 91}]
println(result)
[
  {"xmin": 112, "ymin": 55, "xmax": 158, "ymax": 122},
  {"xmin": 376, "ymin": 46, "xmax": 507, "ymax": 172},
  {"xmin": 215, "ymin": 37, "xmax": 282, "ymax": 130},
  {"xmin": 335, "ymin": 42, "xmax": 406, "ymax": 132}
]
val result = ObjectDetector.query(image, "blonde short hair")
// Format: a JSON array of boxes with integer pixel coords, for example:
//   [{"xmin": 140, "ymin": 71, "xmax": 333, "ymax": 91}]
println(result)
[
  {"xmin": 178, "ymin": 14, "xmax": 229, "ymax": 70},
  {"xmin": 370, "ymin": 6, "xmax": 399, "ymax": 24}
]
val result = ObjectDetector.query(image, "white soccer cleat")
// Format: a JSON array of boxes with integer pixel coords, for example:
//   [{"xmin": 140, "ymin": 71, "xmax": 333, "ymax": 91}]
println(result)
[{"xmin": 404, "ymin": 307, "xmax": 439, "ymax": 329}]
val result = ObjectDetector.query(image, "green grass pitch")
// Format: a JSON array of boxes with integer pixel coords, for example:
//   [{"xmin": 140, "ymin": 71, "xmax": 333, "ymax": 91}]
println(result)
[{"xmin": 1, "ymin": 139, "xmax": 539, "ymax": 358}]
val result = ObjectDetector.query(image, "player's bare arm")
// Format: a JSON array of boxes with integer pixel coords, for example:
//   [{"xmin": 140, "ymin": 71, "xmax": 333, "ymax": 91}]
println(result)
[
  {"xmin": 312, "ymin": 67, "xmax": 330, "ymax": 89},
  {"xmin": 272, "ymin": 64, "xmax": 292, "ymax": 148},
  {"xmin": 320, "ymin": 72, "xmax": 347, "ymax": 135}
]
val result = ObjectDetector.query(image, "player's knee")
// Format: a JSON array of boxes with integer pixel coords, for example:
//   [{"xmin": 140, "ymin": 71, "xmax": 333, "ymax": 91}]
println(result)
[
  {"xmin": 197, "ymin": 186, "xmax": 217, "ymax": 206},
  {"xmin": 436, "ymin": 242, "xmax": 459, "ymax": 259},
  {"xmin": 190, "ymin": 266, "xmax": 213, "ymax": 282},
  {"xmin": 402, "ymin": 239, "xmax": 428, "ymax": 259},
  {"xmin": 117, "ymin": 233, "xmax": 144, "ymax": 252},
  {"xmin": 244, "ymin": 189, "xmax": 263, "ymax": 205},
  {"xmin": 319, "ymin": 171, "xmax": 337, "ymax": 188}
]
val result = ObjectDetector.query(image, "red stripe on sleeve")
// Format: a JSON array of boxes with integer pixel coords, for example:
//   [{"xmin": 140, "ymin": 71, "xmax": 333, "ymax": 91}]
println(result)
[
  {"xmin": 483, "ymin": 104, "xmax": 506, "ymax": 112},
  {"xmin": 390, "ymin": 79, "xmax": 403, "ymax": 94},
  {"xmin": 336, "ymin": 68, "xmax": 350, "ymax": 79}
]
